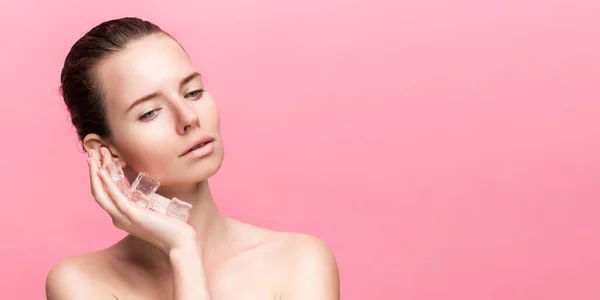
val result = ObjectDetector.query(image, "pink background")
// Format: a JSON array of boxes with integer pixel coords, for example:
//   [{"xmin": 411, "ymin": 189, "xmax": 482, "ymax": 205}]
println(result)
[{"xmin": 1, "ymin": 0, "xmax": 599, "ymax": 299}]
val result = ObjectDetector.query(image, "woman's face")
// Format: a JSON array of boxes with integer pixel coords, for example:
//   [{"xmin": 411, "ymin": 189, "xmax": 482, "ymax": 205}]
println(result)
[{"xmin": 93, "ymin": 33, "xmax": 223, "ymax": 186}]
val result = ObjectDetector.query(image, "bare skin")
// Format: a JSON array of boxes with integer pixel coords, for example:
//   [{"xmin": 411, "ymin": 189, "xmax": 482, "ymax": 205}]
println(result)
[
  {"xmin": 46, "ymin": 33, "xmax": 339, "ymax": 299},
  {"xmin": 47, "ymin": 217, "xmax": 335, "ymax": 300}
]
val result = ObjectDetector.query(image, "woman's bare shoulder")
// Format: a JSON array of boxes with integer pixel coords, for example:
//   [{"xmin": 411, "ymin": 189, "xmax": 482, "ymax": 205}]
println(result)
[
  {"xmin": 269, "ymin": 231, "xmax": 338, "ymax": 271},
  {"xmin": 231, "ymin": 222, "xmax": 340, "ymax": 297},
  {"xmin": 45, "ymin": 249, "xmax": 119, "ymax": 299},
  {"xmin": 231, "ymin": 220, "xmax": 338, "ymax": 275}
]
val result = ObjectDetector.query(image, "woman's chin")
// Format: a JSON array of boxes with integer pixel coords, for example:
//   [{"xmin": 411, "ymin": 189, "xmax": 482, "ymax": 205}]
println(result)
[{"xmin": 165, "ymin": 163, "xmax": 222, "ymax": 186}]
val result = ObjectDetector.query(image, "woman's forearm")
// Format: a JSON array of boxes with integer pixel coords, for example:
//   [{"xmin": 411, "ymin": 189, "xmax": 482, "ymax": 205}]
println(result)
[{"xmin": 169, "ymin": 244, "xmax": 212, "ymax": 300}]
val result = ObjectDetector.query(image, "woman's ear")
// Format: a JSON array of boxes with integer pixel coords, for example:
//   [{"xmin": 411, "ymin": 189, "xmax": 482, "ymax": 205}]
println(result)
[
  {"xmin": 82, "ymin": 134, "xmax": 127, "ymax": 168},
  {"xmin": 82, "ymin": 133, "xmax": 105, "ymax": 154},
  {"xmin": 106, "ymin": 144, "xmax": 127, "ymax": 169}
]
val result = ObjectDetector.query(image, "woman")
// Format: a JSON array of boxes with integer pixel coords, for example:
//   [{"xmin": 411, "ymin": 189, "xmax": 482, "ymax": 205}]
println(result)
[{"xmin": 46, "ymin": 17, "xmax": 339, "ymax": 300}]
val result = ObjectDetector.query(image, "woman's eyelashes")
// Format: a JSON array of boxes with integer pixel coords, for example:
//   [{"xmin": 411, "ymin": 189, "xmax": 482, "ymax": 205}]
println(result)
[
  {"xmin": 139, "ymin": 108, "xmax": 161, "ymax": 121},
  {"xmin": 184, "ymin": 88, "xmax": 205, "ymax": 99},
  {"xmin": 137, "ymin": 89, "xmax": 205, "ymax": 121}
]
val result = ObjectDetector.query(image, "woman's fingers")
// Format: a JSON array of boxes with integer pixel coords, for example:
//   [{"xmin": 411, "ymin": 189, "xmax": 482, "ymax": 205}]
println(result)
[
  {"xmin": 96, "ymin": 157, "xmax": 138, "ymax": 223},
  {"xmin": 100, "ymin": 147, "xmax": 113, "ymax": 165},
  {"xmin": 88, "ymin": 149, "xmax": 122, "ymax": 219}
]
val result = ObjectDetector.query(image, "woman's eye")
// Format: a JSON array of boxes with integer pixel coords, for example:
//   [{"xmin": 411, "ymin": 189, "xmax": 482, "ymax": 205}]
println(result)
[
  {"xmin": 139, "ymin": 109, "xmax": 159, "ymax": 121},
  {"xmin": 185, "ymin": 89, "xmax": 205, "ymax": 99}
]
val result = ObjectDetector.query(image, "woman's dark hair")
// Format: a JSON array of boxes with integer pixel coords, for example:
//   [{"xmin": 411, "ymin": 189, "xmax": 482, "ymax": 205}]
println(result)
[{"xmin": 60, "ymin": 17, "xmax": 168, "ymax": 149}]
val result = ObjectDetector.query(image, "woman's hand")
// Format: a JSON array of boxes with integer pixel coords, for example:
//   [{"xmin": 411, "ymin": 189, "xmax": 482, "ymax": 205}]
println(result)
[{"xmin": 87, "ymin": 147, "xmax": 196, "ymax": 254}]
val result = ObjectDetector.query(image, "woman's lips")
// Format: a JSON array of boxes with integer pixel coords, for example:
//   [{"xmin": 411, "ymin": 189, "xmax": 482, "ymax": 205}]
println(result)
[
  {"xmin": 180, "ymin": 137, "xmax": 215, "ymax": 157},
  {"xmin": 181, "ymin": 141, "xmax": 214, "ymax": 158}
]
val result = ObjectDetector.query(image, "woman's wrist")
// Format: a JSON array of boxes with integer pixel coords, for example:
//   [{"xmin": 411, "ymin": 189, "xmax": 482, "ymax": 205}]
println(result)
[
  {"xmin": 169, "ymin": 241, "xmax": 200, "ymax": 264},
  {"xmin": 168, "ymin": 239, "xmax": 212, "ymax": 299},
  {"xmin": 164, "ymin": 225, "xmax": 197, "ymax": 253}
]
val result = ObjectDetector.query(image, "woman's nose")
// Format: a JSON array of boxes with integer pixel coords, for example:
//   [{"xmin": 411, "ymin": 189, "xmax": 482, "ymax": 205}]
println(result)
[{"xmin": 175, "ymin": 103, "xmax": 200, "ymax": 135}]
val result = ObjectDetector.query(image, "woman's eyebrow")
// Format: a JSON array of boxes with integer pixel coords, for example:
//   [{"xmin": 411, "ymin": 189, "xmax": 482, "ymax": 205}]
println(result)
[
  {"xmin": 180, "ymin": 72, "xmax": 201, "ymax": 88},
  {"xmin": 126, "ymin": 72, "xmax": 202, "ymax": 113}
]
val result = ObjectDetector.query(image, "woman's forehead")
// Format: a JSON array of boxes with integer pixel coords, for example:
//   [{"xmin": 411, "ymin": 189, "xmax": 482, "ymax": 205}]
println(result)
[{"xmin": 95, "ymin": 35, "xmax": 196, "ymax": 108}]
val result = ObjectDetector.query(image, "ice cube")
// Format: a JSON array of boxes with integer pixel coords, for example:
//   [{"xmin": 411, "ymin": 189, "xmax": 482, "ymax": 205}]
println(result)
[
  {"xmin": 101, "ymin": 163, "xmax": 124, "ymax": 181},
  {"xmin": 116, "ymin": 180, "xmax": 132, "ymax": 197},
  {"xmin": 102, "ymin": 162, "xmax": 131, "ymax": 196},
  {"xmin": 129, "ymin": 189, "xmax": 149, "ymax": 208},
  {"xmin": 127, "ymin": 172, "xmax": 160, "ymax": 208},
  {"xmin": 167, "ymin": 197, "xmax": 192, "ymax": 221},
  {"xmin": 149, "ymin": 193, "xmax": 171, "ymax": 214},
  {"xmin": 129, "ymin": 172, "xmax": 160, "ymax": 195}
]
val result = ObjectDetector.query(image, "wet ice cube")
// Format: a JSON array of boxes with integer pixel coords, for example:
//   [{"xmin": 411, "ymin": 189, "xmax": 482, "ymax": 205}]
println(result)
[
  {"xmin": 167, "ymin": 197, "xmax": 192, "ymax": 221},
  {"xmin": 149, "ymin": 193, "xmax": 171, "ymax": 214},
  {"xmin": 101, "ymin": 163, "xmax": 125, "ymax": 181},
  {"xmin": 129, "ymin": 172, "xmax": 160, "ymax": 195},
  {"xmin": 102, "ymin": 163, "xmax": 130, "ymax": 196},
  {"xmin": 129, "ymin": 189, "xmax": 149, "ymax": 208},
  {"xmin": 116, "ymin": 179, "xmax": 131, "ymax": 197},
  {"xmin": 127, "ymin": 172, "xmax": 160, "ymax": 208}
]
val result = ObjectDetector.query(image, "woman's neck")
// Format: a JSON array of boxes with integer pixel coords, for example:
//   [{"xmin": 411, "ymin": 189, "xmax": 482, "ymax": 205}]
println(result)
[
  {"xmin": 116, "ymin": 179, "xmax": 231, "ymax": 271},
  {"xmin": 158, "ymin": 180, "xmax": 227, "ymax": 245}
]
